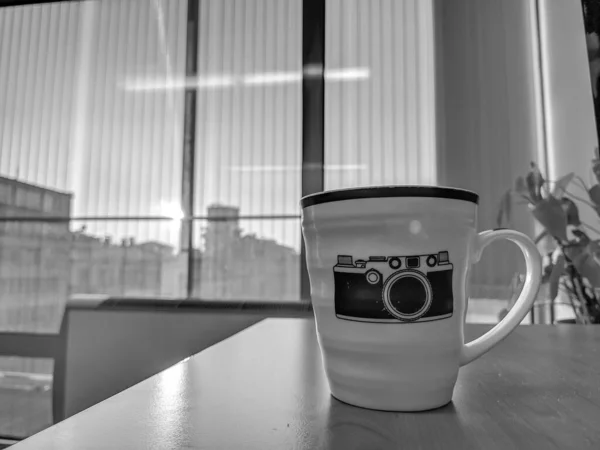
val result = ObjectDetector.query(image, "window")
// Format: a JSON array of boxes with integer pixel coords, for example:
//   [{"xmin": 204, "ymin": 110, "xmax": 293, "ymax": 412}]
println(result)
[
  {"xmin": 14, "ymin": 188, "xmax": 42, "ymax": 210},
  {"xmin": 0, "ymin": 182, "xmax": 12, "ymax": 204},
  {"xmin": 42, "ymin": 195, "xmax": 54, "ymax": 213},
  {"xmin": 15, "ymin": 187, "xmax": 27, "ymax": 208},
  {"xmin": 0, "ymin": 0, "xmax": 303, "ymax": 316},
  {"xmin": 26, "ymin": 191, "xmax": 42, "ymax": 210},
  {"xmin": 19, "ymin": 222, "xmax": 32, "ymax": 236},
  {"xmin": 6, "ymin": 221, "xmax": 18, "ymax": 234}
]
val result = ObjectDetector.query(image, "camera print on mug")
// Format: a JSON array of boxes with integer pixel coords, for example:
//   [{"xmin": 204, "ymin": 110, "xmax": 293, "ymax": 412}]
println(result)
[{"xmin": 333, "ymin": 252, "xmax": 454, "ymax": 323}]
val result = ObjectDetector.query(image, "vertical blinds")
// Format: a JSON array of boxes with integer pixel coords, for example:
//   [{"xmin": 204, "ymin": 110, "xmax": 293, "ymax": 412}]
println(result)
[
  {"xmin": 1, "ymin": 0, "xmax": 437, "ymax": 211},
  {"xmin": 325, "ymin": 0, "xmax": 437, "ymax": 190}
]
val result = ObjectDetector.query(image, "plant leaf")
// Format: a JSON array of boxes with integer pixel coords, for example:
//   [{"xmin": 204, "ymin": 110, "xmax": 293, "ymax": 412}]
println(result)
[
  {"xmin": 588, "ymin": 185, "xmax": 600, "ymax": 217},
  {"xmin": 530, "ymin": 195, "xmax": 568, "ymax": 242},
  {"xmin": 534, "ymin": 229, "xmax": 549, "ymax": 245},
  {"xmin": 551, "ymin": 172, "xmax": 575, "ymax": 198},
  {"xmin": 561, "ymin": 197, "xmax": 581, "ymax": 226},
  {"xmin": 593, "ymin": 157, "xmax": 600, "ymax": 185},
  {"xmin": 526, "ymin": 162, "xmax": 545, "ymax": 203},
  {"xmin": 565, "ymin": 241, "xmax": 600, "ymax": 289},
  {"xmin": 548, "ymin": 253, "xmax": 565, "ymax": 301}
]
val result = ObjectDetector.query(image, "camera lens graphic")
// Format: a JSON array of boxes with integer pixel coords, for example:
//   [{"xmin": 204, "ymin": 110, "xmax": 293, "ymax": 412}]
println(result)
[{"xmin": 382, "ymin": 270, "xmax": 433, "ymax": 321}]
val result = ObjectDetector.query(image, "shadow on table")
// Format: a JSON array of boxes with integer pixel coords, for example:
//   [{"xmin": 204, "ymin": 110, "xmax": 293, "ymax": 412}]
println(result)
[{"xmin": 324, "ymin": 398, "xmax": 470, "ymax": 450}]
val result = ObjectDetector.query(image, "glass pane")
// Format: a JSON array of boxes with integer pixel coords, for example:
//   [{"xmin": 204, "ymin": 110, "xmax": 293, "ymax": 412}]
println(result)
[
  {"xmin": 192, "ymin": 215, "xmax": 300, "ymax": 300},
  {"xmin": 324, "ymin": 0, "xmax": 436, "ymax": 190},
  {"xmin": 0, "ymin": 357, "xmax": 53, "ymax": 439},
  {"xmin": 0, "ymin": 0, "xmax": 186, "ymax": 218},
  {"xmin": 193, "ymin": 0, "xmax": 302, "ymax": 217}
]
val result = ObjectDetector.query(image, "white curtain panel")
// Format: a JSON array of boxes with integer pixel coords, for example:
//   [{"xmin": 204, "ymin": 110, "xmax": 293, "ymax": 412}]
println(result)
[
  {"xmin": 435, "ymin": 0, "xmax": 544, "ymax": 298},
  {"xmin": 325, "ymin": 0, "xmax": 437, "ymax": 189}
]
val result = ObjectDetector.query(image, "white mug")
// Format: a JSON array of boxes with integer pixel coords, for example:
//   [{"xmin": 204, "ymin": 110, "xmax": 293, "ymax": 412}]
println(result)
[{"xmin": 301, "ymin": 186, "xmax": 542, "ymax": 411}]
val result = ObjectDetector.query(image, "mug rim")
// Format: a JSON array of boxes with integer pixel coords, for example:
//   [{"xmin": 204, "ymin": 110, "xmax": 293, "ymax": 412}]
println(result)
[{"xmin": 300, "ymin": 185, "xmax": 479, "ymax": 208}]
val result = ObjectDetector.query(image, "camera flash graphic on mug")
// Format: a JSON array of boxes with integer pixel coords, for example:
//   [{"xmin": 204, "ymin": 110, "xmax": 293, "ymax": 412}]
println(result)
[{"xmin": 333, "ymin": 252, "xmax": 454, "ymax": 323}]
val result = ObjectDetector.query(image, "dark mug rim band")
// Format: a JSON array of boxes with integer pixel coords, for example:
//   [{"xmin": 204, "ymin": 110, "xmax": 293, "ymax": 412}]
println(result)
[{"xmin": 300, "ymin": 185, "xmax": 479, "ymax": 208}]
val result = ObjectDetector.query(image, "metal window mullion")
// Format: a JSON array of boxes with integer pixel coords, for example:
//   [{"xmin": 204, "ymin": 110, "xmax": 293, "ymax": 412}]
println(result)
[
  {"xmin": 300, "ymin": 0, "xmax": 325, "ymax": 301},
  {"xmin": 182, "ymin": 0, "xmax": 200, "ymax": 299}
]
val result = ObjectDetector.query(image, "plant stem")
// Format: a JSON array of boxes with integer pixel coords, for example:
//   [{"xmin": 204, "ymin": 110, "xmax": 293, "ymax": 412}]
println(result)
[
  {"xmin": 534, "ymin": 230, "xmax": 548, "ymax": 244},
  {"xmin": 562, "ymin": 281, "xmax": 582, "ymax": 321}
]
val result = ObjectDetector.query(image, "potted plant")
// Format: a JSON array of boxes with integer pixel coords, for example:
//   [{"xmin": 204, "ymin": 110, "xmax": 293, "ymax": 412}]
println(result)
[{"xmin": 496, "ymin": 155, "xmax": 600, "ymax": 324}]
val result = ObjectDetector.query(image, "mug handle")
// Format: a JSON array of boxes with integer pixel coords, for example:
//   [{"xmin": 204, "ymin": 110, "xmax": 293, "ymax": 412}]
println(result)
[{"xmin": 460, "ymin": 229, "xmax": 542, "ymax": 366}]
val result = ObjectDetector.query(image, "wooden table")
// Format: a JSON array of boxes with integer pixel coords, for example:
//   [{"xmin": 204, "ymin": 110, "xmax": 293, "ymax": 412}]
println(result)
[{"xmin": 12, "ymin": 318, "xmax": 600, "ymax": 449}]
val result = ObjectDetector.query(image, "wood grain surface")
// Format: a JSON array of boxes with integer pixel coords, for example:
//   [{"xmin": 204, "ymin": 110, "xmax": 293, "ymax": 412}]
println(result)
[{"xmin": 12, "ymin": 319, "xmax": 600, "ymax": 449}]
